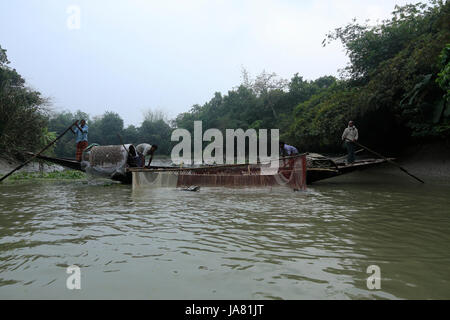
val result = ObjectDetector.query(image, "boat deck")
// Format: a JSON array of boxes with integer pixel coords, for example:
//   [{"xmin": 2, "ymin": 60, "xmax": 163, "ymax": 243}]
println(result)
[{"xmin": 306, "ymin": 158, "xmax": 394, "ymax": 183}]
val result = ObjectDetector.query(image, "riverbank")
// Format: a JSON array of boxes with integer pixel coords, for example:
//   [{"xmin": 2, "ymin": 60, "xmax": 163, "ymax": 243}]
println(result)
[
  {"xmin": 0, "ymin": 170, "xmax": 87, "ymax": 183},
  {"xmin": 0, "ymin": 157, "xmax": 86, "ymax": 182}
]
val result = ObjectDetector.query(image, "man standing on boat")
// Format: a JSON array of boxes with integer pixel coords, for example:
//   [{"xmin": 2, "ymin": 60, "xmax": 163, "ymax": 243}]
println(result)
[
  {"xmin": 136, "ymin": 143, "xmax": 158, "ymax": 168},
  {"xmin": 72, "ymin": 119, "xmax": 89, "ymax": 162},
  {"xmin": 342, "ymin": 121, "xmax": 359, "ymax": 164}
]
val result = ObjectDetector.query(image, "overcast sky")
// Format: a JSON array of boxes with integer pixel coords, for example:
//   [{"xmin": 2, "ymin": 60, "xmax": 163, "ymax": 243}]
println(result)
[{"xmin": 0, "ymin": 0, "xmax": 415, "ymax": 126}]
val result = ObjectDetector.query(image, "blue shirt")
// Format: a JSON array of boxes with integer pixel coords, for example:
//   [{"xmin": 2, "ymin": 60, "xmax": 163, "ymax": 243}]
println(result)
[
  {"xmin": 74, "ymin": 125, "xmax": 88, "ymax": 143},
  {"xmin": 282, "ymin": 144, "xmax": 298, "ymax": 155}
]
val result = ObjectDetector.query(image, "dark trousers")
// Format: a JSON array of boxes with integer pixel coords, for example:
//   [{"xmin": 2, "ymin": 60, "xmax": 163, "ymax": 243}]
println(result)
[{"xmin": 346, "ymin": 141, "xmax": 355, "ymax": 163}]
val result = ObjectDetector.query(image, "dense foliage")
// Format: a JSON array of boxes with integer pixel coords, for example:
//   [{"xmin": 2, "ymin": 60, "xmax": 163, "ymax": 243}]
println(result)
[
  {"xmin": 288, "ymin": 0, "xmax": 450, "ymax": 152},
  {"xmin": 1, "ymin": 1, "xmax": 449, "ymax": 161},
  {"xmin": 175, "ymin": 72, "xmax": 337, "ymax": 144},
  {"xmin": 175, "ymin": 1, "xmax": 449, "ymax": 153},
  {"xmin": 48, "ymin": 110, "xmax": 173, "ymax": 157},
  {"xmin": 0, "ymin": 45, "xmax": 49, "ymax": 159}
]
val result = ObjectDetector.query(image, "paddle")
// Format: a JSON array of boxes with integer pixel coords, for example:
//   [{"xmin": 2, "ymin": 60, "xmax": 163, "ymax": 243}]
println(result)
[
  {"xmin": 0, "ymin": 121, "xmax": 78, "ymax": 183},
  {"xmin": 345, "ymin": 139, "xmax": 424, "ymax": 184}
]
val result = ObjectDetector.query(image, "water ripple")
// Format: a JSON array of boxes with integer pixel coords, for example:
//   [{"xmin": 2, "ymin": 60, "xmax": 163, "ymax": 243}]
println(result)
[{"xmin": 0, "ymin": 178, "xmax": 449, "ymax": 299}]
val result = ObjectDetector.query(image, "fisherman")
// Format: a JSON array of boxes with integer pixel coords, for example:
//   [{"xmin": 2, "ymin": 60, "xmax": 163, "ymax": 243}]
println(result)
[
  {"xmin": 279, "ymin": 141, "xmax": 299, "ymax": 168},
  {"xmin": 279, "ymin": 141, "xmax": 299, "ymax": 157},
  {"xmin": 127, "ymin": 145, "xmax": 144, "ymax": 168},
  {"xmin": 136, "ymin": 143, "xmax": 158, "ymax": 168},
  {"xmin": 72, "ymin": 119, "xmax": 89, "ymax": 162},
  {"xmin": 342, "ymin": 120, "xmax": 359, "ymax": 164}
]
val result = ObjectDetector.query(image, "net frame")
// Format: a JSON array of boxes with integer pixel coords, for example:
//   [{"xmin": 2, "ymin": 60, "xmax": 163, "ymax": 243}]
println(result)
[{"xmin": 130, "ymin": 154, "xmax": 307, "ymax": 190}]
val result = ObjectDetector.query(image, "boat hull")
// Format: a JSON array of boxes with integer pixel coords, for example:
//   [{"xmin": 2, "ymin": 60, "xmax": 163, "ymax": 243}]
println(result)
[{"xmin": 29, "ymin": 151, "xmax": 391, "ymax": 185}]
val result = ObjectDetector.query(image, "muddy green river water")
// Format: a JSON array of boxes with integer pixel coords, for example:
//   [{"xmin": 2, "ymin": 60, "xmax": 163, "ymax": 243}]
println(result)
[{"xmin": 0, "ymin": 166, "xmax": 449, "ymax": 299}]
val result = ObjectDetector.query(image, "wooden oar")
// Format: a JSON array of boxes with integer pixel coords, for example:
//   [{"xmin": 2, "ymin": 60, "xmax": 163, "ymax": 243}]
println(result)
[
  {"xmin": 345, "ymin": 139, "xmax": 424, "ymax": 184},
  {"xmin": 0, "ymin": 121, "xmax": 78, "ymax": 183}
]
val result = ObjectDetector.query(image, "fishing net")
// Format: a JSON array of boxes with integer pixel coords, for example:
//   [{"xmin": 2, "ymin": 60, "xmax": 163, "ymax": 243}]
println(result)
[
  {"xmin": 273, "ymin": 156, "xmax": 307, "ymax": 190},
  {"xmin": 306, "ymin": 153, "xmax": 337, "ymax": 169},
  {"xmin": 133, "ymin": 171, "xmax": 179, "ymax": 189},
  {"xmin": 82, "ymin": 145, "xmax": 131, "ymax": 179},
  {"xmin": 131, "ymin": 155, "xmax": 307, "ymax": 190}
]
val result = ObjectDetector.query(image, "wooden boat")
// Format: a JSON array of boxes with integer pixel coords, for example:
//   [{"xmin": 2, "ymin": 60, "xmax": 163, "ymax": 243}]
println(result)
[
  {"xmin": 27, "ymin": 147, "xmax": 392, "ymax": 186},
  {"xmin": 305, "ymin": 153, "xmax": 393, "ymax": 183}
]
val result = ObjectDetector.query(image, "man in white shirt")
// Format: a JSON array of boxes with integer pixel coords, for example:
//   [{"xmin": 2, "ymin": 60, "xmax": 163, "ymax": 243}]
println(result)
[
  {"xmin": 136, "ymin": 143, "xmax": 158, "ymax": 168},
  {"xmin": 279, "ymin": 141, "xmax": 299, "ymax": 157},
  {"xmin": 341, "ymin": 121, "xmax": 359, "ymax": 164},
  {"xmin": 279, "ymin": 141, "xmax": 300, "ymax": 168}
]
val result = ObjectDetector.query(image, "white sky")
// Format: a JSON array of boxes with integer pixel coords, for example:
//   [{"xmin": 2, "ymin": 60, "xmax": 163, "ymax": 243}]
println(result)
[{"xmin": 0, "ymin": 0, "xmax": 415, "ymax": 126}]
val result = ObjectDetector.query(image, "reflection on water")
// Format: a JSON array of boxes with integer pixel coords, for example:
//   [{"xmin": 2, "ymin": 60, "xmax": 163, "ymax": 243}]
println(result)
[{"xmin": 0, "ymin": 167, "xmax": 449, "ymax": 299}]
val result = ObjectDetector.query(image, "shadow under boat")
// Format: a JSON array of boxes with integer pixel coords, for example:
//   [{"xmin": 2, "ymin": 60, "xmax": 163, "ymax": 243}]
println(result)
[{"xmin": 27, "ymin": 148, "xmax": 393, "ymax": 185}]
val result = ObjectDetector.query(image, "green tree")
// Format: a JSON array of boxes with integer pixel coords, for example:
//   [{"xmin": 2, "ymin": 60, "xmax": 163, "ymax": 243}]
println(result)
[
  {"xmin": 89, "ymin": 111, "xmax": 124, "ymax": 145},
  {"xmin": 287, "ymin": 0, "xmax": 450, "ymax": 153},
  {"xmin": 323, "ymin": 1, "xmax": 447, "ymax": 82},
  {"xmin": 436, "ymin": 44, "xmax": 450, "ymax": 100},
  {"xmin": 47, "ymin": 110, "xmax": 90, "ymax": 158},
  {"xmin": 0, "ymin": 45, "xmax": 48, "ymax": 158},
  {"xmin": 138, "ymin": 115, "xmax": 173, "ymax": 155}
]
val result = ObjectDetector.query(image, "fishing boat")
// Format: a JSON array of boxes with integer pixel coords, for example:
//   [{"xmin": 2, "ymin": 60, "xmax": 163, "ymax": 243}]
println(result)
[
  {"xmin": 27, "ymin": 144, "xmax": 392, "ymax": 187},
  {"xmin": 305, "ymin": 153, "xmax": 393, "ymax": 183}
]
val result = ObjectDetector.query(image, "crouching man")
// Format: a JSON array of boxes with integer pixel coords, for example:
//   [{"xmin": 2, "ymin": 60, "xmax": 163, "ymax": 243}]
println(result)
[{"xmin": 136, "ymin": 143, "xmax": 158, "ymax": 168}]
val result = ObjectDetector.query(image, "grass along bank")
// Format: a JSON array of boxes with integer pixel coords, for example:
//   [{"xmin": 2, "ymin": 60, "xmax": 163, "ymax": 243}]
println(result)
[{"xmin": 0, "ymin": 170, "xmax": 86, "ymax": 183}]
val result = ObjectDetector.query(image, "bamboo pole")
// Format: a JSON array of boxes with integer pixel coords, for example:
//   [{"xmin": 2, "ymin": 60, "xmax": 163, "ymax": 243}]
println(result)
[
  {"xmin": 0, "ymin": 121, "xmax": 78, "ymax": 183},
  {"xmin": 345, "ymin": 139, "xmax": 424, "ymax": 184}
]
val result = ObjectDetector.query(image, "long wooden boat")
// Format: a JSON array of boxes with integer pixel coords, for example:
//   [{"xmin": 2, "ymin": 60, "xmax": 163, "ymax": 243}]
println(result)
[{"xmin": 27, "ymin": 146, "xmax": 392, "ymax": 186}]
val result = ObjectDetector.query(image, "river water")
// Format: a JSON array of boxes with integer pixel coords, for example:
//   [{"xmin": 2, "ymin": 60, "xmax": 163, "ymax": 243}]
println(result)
[{"xmin": 0, "ymin": 165, "xmax": 449, "ymax": 299}]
